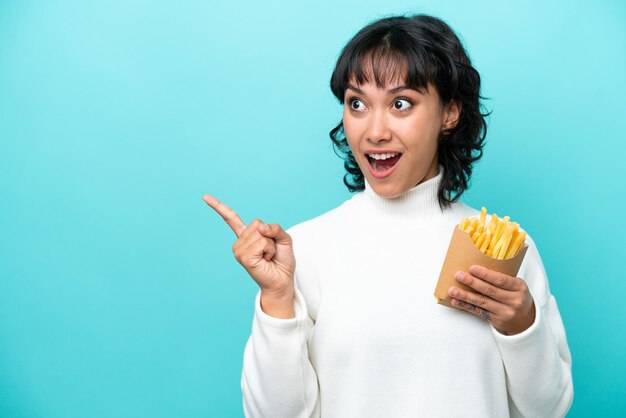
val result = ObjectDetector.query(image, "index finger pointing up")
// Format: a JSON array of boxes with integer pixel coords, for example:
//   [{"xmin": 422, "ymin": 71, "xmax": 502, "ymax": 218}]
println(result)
[{"xmin": 202, "ymin": 194, "xmax": 246, "ymax": 237}]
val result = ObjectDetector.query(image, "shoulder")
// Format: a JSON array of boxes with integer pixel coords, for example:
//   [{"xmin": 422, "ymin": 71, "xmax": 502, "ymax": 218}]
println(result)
[
  {"xmin": 448, "ymin": 200, "xmax": 481, "ymax": 222},
  {"xmin": 285, "ymin": 195, "xmax": 355, "ymax": 241},
  {"xmin": 283, "ymin": 194, "xmax": 363, "ymax": 263}
]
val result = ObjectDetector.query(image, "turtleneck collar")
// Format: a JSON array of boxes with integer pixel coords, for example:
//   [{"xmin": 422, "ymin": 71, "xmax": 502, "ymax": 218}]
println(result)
[{"xmin": 353, "ymin": 165, "xmax": 459, "ymax": 225}]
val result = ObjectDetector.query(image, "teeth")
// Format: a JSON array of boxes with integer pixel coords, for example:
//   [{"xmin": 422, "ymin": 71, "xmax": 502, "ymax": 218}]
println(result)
[{"xmin": 367, "ymin": 152, "xmax": 399, "ymax": 160}]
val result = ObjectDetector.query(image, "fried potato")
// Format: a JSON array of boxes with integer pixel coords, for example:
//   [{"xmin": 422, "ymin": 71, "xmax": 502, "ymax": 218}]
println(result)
[{"xmin": 457, "ymin": 209, "xmax": 526, "ymax": 260}]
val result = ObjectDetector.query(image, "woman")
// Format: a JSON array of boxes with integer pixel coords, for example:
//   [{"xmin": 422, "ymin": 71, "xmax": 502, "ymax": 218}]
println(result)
[{"xmin": 203, "ymin": 13, "xmax": 573, "ymax": 417}]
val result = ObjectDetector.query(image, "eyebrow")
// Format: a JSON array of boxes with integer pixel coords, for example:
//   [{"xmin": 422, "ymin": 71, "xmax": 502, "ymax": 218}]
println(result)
[{"xmin": 346, "ymin": 84, "xmax": 416, "ymax": 95}]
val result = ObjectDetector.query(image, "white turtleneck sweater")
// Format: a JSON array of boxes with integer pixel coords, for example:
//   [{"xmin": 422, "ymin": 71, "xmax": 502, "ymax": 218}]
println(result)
[{"xmin": 241, "ymin": 169, "xmax": 573, "ymax": 418}]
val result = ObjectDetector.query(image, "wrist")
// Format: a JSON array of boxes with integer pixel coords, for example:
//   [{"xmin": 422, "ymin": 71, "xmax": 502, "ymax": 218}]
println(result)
[
  {"xmin": 496, "ymin": 301, "xmax": 536, "ymax": 336},
  {"xmin": 260, "ymin": 287, "xmax": 295, "ymax": 319}
]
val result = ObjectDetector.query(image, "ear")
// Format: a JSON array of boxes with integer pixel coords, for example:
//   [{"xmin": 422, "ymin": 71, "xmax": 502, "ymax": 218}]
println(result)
[{"xmin": 442, "ymin": 100, "xmax": 462, "ymax": 131}]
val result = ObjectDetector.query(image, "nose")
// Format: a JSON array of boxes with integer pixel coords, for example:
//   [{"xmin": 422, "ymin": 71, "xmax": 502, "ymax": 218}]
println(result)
[{"xmin": 366, "ymin": 109, "xmax": 392, "ymax": 143}]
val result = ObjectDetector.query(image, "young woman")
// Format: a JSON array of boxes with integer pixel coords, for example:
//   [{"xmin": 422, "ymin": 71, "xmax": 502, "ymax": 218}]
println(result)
[{"xmin": 204, "ymin": 13, "xmax": 573, "ymax": 418}]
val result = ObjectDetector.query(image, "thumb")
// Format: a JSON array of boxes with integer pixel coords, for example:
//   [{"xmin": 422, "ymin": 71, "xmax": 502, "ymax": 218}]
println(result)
[{"xmin": 259, "ymin": 222, "xmax": 292, "ymax": 245}]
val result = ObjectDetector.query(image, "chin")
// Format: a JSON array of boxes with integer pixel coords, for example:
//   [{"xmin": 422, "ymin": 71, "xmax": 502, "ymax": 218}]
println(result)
[{"xmin": 368, "ymin": 181, "xmax": 405, "ymax": 199}]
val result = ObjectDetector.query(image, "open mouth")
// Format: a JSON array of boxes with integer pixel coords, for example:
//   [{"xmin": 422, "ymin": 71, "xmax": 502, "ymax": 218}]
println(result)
[{"xmin": 365, "ymin": 153, "xmax": 402, "ymax": 178}]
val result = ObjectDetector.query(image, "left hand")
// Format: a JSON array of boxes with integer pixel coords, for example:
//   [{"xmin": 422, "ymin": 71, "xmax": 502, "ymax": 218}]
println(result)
[{"xmin": 448, "ymin": 265, "xmax": 536, "ymax": 336}]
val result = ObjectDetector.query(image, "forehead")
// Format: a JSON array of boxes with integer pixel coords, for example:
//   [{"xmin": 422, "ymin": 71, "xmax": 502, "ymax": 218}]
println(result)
[
  {"xmin": 349, "ymin": 51, "xmax": 409, "ymax": 89},
  {"xmin": 343, "ymin": 49, "xmax": 433, "ymax": 96},
  {"xmin": 346, "ymin": 74, "xmax": 431, "ymax": 96}
]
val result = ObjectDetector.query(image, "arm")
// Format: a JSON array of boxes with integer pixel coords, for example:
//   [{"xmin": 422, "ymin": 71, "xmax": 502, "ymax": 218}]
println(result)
[
  {"xmin": 490, "ymin": 235, "xmax": 574, "ymax": 418},
  {"xmin": 241, "ymin": 271, "xmax": 320, "ymax": 418},
  {"xmin": 201, "ymin": 194, "xmax": 320, "ymax": 417}
]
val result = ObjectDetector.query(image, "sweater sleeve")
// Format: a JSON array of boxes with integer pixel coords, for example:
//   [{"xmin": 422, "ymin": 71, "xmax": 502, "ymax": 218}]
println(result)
[
  {"xmin": 490, "ymin": 234, "xmax": 574, "ymax": 418},
  {"xmin": 240, "ymin": 273, "xmax": 320, "ymax": 418}
]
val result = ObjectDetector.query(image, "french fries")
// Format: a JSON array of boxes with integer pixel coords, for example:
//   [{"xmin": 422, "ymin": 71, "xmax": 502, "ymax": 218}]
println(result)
[{"xmin": 458, "ymin": 207, "xmax": 526, "ymax": 260}]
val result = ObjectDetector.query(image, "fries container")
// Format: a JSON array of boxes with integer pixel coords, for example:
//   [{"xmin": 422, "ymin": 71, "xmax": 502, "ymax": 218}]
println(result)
[{"xmin": 434, "ymin": 225, "xmax": 529, "ymax": 308}]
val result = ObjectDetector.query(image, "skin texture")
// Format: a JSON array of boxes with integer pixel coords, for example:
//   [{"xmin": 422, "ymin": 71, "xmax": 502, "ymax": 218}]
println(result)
[
  {"xmin": 450, "ymin": 265, "xmax": 536, "ymax": 336},
  {"xmin": 342, "ymin": 77, "xmax": 460, "ymax": 198},
  {"xmin": 202, "ymin": 194, "xmax": 296, "ymax": 319}
]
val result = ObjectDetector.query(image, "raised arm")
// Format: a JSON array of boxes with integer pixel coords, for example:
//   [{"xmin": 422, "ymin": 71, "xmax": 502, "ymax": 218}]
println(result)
[{"xmin": 202, "ymin": 194, "xmax": 320, "ymax": 417}]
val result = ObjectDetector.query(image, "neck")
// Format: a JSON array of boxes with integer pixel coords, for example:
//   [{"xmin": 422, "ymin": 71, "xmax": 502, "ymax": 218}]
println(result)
[{"xmin": 356, "ymin": 165, "xmax": 457, "ymax": 225}]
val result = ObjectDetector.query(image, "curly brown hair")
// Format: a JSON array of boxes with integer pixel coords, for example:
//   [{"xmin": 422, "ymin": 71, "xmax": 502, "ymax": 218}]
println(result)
[{"xmin": 329, "ymin": 13, "xmax": 491, "ymax": 210}]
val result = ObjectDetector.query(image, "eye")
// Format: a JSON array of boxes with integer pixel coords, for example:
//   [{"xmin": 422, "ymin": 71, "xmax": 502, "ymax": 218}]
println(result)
[
  {"xmin": 393, "ymin": 98, "xmax": 412, "ymax": 111},
  {"xmin": 347, "ymin": 97, "xmax": 366, "ymax": 112}
]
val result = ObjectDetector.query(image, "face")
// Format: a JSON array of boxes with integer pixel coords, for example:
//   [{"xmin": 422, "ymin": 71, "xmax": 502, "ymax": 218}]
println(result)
[{"xmin": 342, "ymin": 77, "xmax": 461, "ymax": 198}]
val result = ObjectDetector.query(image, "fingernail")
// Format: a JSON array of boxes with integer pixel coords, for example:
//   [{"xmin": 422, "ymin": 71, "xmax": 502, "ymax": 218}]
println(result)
[
  {"xmin": 455, "ymin": 271, "xmax": 464, "ymax": 281},
  {"xmin": 470, "ymin": 265, "xmax": 482, "ymax": 275},
  {"xmin": 449, "ymin": 287, "xmax": 458, "ymax": 297}
]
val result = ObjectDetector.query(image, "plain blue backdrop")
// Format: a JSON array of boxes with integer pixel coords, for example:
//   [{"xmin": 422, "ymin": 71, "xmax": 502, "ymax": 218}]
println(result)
[{"xmin": 1, "ymin": 0, "xmax": 624, "ymax": 416}]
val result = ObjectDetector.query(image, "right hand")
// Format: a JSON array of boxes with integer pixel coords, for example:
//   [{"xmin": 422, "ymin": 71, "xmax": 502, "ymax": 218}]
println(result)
[{"xmin": 202, "ymin": 193, "xmax": 296, "ymax": 298}]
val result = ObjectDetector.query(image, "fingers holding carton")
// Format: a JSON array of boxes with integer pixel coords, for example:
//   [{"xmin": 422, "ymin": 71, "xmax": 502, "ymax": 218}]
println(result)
[
  {"xmin": 434, "ymin": 207, "xmax": 535, "ymax": 335},
  {"xmin": 449, "ymin": 266, "xmax": 536, "ymax": 335}
]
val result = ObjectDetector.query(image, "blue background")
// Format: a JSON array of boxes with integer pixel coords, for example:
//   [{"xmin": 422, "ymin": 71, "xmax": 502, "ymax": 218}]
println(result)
[{"xmin": 1, "ymin": 0, "xmax": 624, "ymax": 416}]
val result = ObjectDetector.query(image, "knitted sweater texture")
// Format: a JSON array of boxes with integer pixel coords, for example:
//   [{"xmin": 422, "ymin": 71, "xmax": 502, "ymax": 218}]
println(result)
[{"xmin": 241, "ymin": 169, "xmax": 574, "ymax": 417}]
